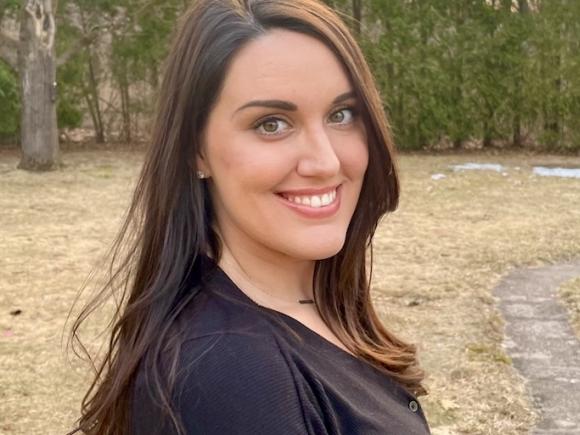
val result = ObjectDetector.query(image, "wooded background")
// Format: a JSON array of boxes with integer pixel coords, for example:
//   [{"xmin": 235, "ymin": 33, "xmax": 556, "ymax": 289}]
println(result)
[{"xmin": 1, "ymin": 0, "xmax": 579, "ymax": 171}]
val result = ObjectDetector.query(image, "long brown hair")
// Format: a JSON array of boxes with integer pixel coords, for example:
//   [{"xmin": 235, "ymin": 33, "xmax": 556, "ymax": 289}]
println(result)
[{"xmin": 67, "ymin": 0, "xmax": 427, "ymax": 433}]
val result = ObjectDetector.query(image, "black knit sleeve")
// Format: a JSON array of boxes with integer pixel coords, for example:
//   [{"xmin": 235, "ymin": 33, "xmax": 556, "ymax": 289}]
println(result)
[{"xmin": 132, "ymin": 333, "xmax": 329, "ymax": 435}]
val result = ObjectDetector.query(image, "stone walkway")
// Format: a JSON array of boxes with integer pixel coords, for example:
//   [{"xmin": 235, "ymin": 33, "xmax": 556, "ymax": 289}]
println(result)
[{"xmin": 494, "ymin": 259, "xmax": 580, "ymax": 434}]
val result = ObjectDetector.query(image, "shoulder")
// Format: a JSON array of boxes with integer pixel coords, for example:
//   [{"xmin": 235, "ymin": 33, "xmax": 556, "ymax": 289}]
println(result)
[
  {"xmin": 132, "ymin": 262, "xmax": 330, "ymax": 433},
  {"xmin": 181, "ymin": 329, "xmax": 281, "ymax": 362},
  {"xmin": 134, "ymin": 332, "xmax": 319, "ymax": 434},
  {"xmin": 177, "ymin": 331, "xmax": 296, "ymax": 398}
]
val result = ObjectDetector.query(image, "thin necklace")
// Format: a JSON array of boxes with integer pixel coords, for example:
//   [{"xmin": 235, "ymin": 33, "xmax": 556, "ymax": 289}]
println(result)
[{"xmin": 218, "ymin": 254, "xmax": 315, "ymax": 306}]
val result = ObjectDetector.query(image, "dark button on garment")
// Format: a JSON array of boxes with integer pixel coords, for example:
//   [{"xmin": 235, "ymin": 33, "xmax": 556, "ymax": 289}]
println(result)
[{"xmin": 409, "ymin": 400, "xmax": 419, "ymax": 412}]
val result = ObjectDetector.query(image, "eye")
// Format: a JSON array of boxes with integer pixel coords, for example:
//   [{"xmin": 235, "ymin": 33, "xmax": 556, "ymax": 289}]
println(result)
[
  {"xmin": 329, "ymin": 107, "xmax": 357, "ymax": 125},
  {"xmin": 254, "ymin": 117, "xmax": 292, "ymax": 137}
]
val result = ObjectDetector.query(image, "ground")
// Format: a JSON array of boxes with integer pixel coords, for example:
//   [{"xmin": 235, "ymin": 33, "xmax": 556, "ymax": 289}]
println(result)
[
  {"xmin": 559, "ymin": 277, "xmax": 580, "ymax": 337},
  {"xmin": 1, "ymin": 148, "xmax": 579, "ymax": 434},
  {"xmin": 493, "ymin": 260, "xmax": 580, "ymax": 433}
]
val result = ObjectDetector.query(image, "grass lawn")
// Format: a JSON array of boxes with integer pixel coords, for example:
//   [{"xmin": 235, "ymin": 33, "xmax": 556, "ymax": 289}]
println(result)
[{"xmin": 1, "ymin": 148, "xmax": 579, "ymax": 434}]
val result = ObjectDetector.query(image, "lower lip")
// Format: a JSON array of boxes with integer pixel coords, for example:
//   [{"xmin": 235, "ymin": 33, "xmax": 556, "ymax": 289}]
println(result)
[{"xmin": 276, "ymin": 185, "xmax": 342, "ymax": 219}]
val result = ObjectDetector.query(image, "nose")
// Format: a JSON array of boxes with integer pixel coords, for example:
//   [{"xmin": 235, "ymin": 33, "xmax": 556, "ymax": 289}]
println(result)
[{"xmin": 296, "ymin": 126, "xmax": 341, "ymax": 178}]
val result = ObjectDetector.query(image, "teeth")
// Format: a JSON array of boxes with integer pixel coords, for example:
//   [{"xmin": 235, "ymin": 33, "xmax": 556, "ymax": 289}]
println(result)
[{"xmin": 284, "ymin": 189, "xmax": 338, "ymax": 208}]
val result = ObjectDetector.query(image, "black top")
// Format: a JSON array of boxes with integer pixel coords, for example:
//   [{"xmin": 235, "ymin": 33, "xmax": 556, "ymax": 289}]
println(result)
[{"xmin": 131, "ymin": 256, "xmax": 431, "ymax": 434}]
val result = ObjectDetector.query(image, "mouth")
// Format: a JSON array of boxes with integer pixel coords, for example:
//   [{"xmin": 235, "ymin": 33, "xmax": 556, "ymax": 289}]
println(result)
[{"xmin": 276, "ymin": 185, "xmax": 340, "ymax": 209}]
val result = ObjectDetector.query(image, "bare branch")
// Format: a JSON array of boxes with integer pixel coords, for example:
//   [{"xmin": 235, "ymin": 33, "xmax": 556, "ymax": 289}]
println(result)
[
  {"xmin": 0, "ymin": 30, "xmax": 19, "ymax": 51},
  {"xmin": 56, "ymin": 25, "xmax": 103, "ymax": 67},
  {"xmin": 57, "ymin": 38, "xmax": 85, "ymax": 67},
  {"xmin": 0, "ymin": 31, "xmax": 19, "ymax": 70}
]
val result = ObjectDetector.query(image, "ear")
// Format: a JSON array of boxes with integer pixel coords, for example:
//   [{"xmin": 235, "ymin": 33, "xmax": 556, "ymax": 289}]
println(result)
[
  {"xmin": 196, "ymin": 154, "xmax": 210, "ymax": 175},
  {"xmin": 193, "ymin": 141, "xmax": 211, "ymax": 177}
]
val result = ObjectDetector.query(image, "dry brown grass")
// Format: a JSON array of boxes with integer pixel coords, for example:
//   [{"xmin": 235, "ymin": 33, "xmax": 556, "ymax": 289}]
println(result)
[
  {"xmin": 1, "ymin": 148, "xmax": 579, "ymax": 434},
  {"xmin": 559, "ymin": 277, "xmax": 580, "ymax": 338}
]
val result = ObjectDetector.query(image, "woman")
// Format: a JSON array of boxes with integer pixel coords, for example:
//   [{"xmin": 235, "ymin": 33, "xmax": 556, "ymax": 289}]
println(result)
[{"xmin": 68, "ymin": 0, "xmax": 430, "ymax": 434}]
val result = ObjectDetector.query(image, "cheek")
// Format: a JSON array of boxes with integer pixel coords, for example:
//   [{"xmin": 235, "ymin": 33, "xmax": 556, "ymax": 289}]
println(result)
[
  {"xmin": 338, "ymin": 136, "xmax": 369, "ymax": 179},
  {"xmin": 212, "ymin": 141, "xmax": 292, "ymax": 193}
]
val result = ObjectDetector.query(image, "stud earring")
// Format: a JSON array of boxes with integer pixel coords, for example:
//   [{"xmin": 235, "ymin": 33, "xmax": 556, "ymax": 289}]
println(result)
[{"xmin": 197, "ymin": 170, "xmax": 208, "ymax": 179}]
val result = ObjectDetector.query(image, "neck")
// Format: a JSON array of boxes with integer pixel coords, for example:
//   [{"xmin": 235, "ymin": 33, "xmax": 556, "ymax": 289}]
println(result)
[{"xmin": 217, "ymin": 241, "xmax": 316, "ymax": 306}]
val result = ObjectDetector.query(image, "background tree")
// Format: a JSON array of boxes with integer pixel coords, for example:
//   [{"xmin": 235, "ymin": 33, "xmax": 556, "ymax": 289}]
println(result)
[
  {"xmin": 56, "ymin": 0, "xmax": 184, "ymax": 143},
  {"xmin": 1, "ymin": 0, "xmax": 579, "ymax": 157},
  {"xmin": 0, "ymin": 0, "xmax": 60, "ymax": 170},
  {"xmin": 0, "ymin": 60, "xmax": 20, "ymax": 142}
]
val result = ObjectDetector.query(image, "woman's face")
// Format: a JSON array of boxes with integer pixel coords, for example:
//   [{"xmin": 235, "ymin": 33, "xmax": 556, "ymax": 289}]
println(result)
[{"xmin": 198, "ymin": 29, "xmax": 368, "ymax": 262}]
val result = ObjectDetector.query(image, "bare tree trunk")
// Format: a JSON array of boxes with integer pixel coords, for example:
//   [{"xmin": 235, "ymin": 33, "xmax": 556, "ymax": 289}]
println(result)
[
  {"xmin": 86, "ymin": 47, "xmax": 105, "ymax": 143},
  {"xmin": 513, "ymin": 0, "xmax": 529, "ymax": 147},
  {"xmin": 548, "ymin": 59, "xmax": 562, "ymax": 139},
  {"xmin": 513, "ymin": 114, "xmax": 523, "ymax": 147},
  {"xmin": 483, "ymin": 102, "xmax": 495, "ymax": 148},
  {"xmin": 78, "ymin": 7, "xmax": 105, "ymax": 144},
  {"xmin": 500, "ymin": 0, "xmax": 512, "ymax": 11},
  {"xmin": 17, "ymin": 0, "xmax": 59, "ymax": 171},
  {"xmin": 119, "ymin": 64, "xmax": 131, "ymax": 143},
  {"xmin": 352, "ymin": 0, "xmax": 362, "ymax": 36}
]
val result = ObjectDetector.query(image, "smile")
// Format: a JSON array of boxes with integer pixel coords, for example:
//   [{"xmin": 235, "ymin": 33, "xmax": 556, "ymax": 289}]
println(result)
[
  {"xmin": 276, "ymin": 185, "xmax": 342, "ymax": 219},
  {"xmin": 280, "ymin": 189, "xmax": 337, "ymax": 208}
]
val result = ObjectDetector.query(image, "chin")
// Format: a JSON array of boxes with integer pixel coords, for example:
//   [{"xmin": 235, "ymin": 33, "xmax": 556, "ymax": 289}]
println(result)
[{"xmin": 288, "ymin": 235, "xmax": 347, "ymax": 261}]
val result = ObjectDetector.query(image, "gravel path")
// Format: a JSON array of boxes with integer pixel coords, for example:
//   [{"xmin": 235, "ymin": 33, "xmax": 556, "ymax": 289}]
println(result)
[{"xmin": 494, "ymin": 259, "xmax": 580, "ymax": 434}]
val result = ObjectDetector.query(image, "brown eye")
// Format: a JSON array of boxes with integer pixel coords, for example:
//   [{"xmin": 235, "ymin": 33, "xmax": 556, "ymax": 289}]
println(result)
[
  {"xmin": 254, "ymin": 117, "xmax": 291, "ymax": 136},
  {"xmin": 329, "ymin": 107, "xmax": 356, "ymax": 125},
  {"xmin": 263, "ymin": 120, "xmax": 279, "ymax": 133},
  {"xmin": 330, "ymin": 111, "xmax": 345, "ymax": 123}
]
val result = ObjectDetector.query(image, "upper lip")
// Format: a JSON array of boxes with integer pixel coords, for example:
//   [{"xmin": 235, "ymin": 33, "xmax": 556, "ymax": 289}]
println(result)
[{"xmin": 277, "ymin": 184, "xmax": 341, "ymax": 196}]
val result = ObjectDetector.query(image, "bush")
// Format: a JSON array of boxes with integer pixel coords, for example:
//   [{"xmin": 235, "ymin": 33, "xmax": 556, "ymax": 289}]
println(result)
[{"xmin": 0, "ymin": 61, "xmax": 19, "ymax": 140}]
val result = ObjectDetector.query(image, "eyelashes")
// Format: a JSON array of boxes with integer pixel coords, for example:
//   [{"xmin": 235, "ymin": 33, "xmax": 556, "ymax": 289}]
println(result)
[{"xmin": 252, "ymin": 105, "xmax": 360, "ymax": 137}]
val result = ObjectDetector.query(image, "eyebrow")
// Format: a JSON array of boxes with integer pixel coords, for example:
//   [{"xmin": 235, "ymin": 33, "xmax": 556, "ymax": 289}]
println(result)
[{"xmin": 233, "ymin": 91, "xmax": 357, "ymax": 116}]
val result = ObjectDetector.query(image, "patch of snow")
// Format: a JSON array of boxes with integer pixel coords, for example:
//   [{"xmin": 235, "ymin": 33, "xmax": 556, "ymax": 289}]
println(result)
[
  {"xmin": 431, "ymin": 173, "xmax": 446, "ymax": 180},
  {"xmin": 450, "ymin": 163, "xmax": 505, "ymax": 172},
  {"xmin": 532, "ymin": 167, "xmax": 580, "ymax": 179}
]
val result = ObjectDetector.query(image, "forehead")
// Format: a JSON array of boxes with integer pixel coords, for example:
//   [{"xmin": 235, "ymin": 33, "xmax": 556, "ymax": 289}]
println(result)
[{"xmin": 217, "ymin": 29, "xmax": 352, "ymax": 107}]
